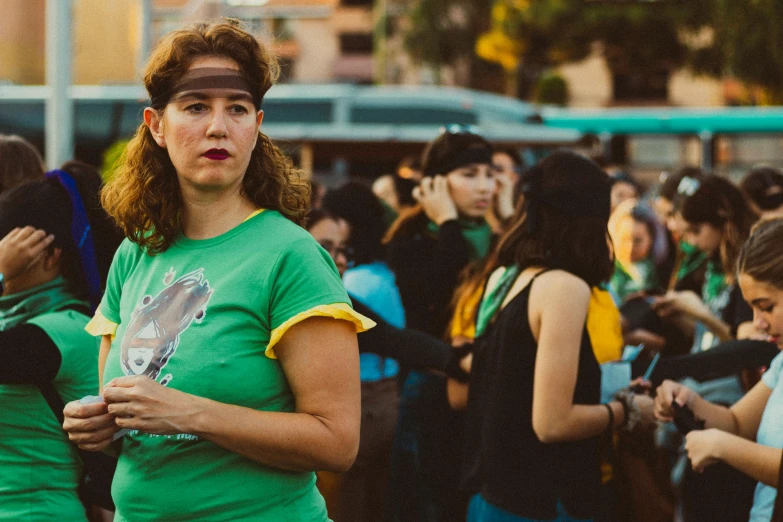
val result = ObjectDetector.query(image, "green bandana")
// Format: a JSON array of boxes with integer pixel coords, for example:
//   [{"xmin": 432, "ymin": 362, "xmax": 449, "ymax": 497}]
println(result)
[
  {"xmin": 677, "ymin": 241, "xmax": 708, "ymax": 282},
  {"xmin": 702, "ymin": 258, "xmax": 729, "ymax": 305},
  {"xmin": 474, "ymin": 265, "xmax": 521, "ymax": 337},
  {"xmin": 610, "ymin": 258, "xmax": 658, "ymax": 303},
  {"xmin": 426, "ymin": 217, "xmax": 492, "ymax": 262},
  {"xmin": 0, "ymin": 277, "xmax": 87, "ymax": 331}
]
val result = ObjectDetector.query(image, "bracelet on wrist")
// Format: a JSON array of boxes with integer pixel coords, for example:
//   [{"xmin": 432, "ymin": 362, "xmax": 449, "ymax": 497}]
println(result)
[
  {"xmin": 603, "ymin": 403, "xmax": 615, "ymax": 433},
  {"xmin": 614, "ymin": 389, "xmax": 641, "ymax": 432}
]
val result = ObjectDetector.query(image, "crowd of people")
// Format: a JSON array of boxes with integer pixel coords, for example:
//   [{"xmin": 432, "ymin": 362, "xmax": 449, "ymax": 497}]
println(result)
[{"xmin": 2, "ymin": 18, "xmax": 783, "ymax": 522}]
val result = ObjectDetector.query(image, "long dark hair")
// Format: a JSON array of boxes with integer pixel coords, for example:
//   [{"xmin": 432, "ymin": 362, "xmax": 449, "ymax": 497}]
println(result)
[
  {"xmin": 740, "ymin": 166, "xmax": 783, "ymax": 213},
  {"xmin": 0, "ymin": 179, "xmax": 106, "ymax": 300},
  {"xmin": 681, "ymin": 176, "xmax": 755, "ymax": 280},
  {"xmin": 489, "ymin": 150, "xmax": 613, "ymax": 287},
  {"xmin": 322, "ymin": 182, "xmax": 386, "ymax": 266}
]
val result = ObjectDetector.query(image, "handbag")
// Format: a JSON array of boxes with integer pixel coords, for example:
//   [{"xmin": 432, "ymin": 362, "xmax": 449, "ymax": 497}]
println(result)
[{"xmin": 38, "ymin": 381, "xmax": 117, "ymax": 512}]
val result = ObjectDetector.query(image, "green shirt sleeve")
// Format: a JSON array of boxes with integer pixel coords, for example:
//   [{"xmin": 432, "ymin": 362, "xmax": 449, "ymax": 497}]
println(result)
[
  {"xmin": 99, "ymin": 239, "xmax": 137, "ymax": 324},
  {"xmin": 268, "ymin": 236, "xmax": 351, "ymax": 331}
]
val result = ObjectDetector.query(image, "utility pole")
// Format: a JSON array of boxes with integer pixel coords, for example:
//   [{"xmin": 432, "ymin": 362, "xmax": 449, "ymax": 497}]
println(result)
[
  {"xmin": 139, "ymin": 0, "xmax": 153, "ymax": 72},
  {"xmin": 45, "ymin": 0, "xmax": 74, "ymax": 169},
  {"xmin": 373, "ymin": 0, "xmax": 387, "ymax": 85}
]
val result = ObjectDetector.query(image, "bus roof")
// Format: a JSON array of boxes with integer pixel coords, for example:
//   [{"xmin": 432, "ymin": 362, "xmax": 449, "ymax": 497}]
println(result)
[
  {"xmin": 0, "ymin": 83, "xmax": 581, "ymax": 146},
  {"xmin": 541, "ymin": 106, "xmax": 783, "ymax": 135}
]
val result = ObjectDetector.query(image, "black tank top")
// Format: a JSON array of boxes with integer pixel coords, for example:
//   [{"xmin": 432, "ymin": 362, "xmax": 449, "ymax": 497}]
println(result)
[{"xmin": 462, "ymin": 272, "xmax": 601, "ymax": 520}]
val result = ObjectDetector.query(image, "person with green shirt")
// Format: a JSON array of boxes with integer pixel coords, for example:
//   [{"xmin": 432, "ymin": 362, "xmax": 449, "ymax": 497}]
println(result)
[
  {"xmin": 0, "ymin": 173, "xmax": 117, "ymax": 521},
  {"xmin": 62, "ymin": 21, "xmax": 372, "ymax": 522}
]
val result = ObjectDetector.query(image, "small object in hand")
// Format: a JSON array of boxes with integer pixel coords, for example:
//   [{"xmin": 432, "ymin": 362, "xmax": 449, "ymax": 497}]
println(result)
[
  {"xmin": 79, "ymin": 395, "xmax": 131, "ymax": 441},
  {"xmin": 672, "ymin": 401, "xmax": 705, "ymax": 435},
  {"xmin": 630, "ymin": 352, "xmax": 660, "ymax": 393},
  {"xmin": 80, "ymin": 395, "xmax": 105, "ymax": 405}
]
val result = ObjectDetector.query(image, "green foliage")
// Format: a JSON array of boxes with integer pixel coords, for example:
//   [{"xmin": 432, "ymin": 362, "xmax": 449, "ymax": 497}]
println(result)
[
  {"xmin": 535, "ymin": 73, "xmax": 569, "ymax": 106},
  {"xmin": 404, "ymin": 0, "xmax": 783, "ymax": 102},
  {"xmin": 402, "ymin": 0, "xmax": 493, "ymax": 78},
  {"xmin": 101, "ymin": 139, "xmax": 129, "ymax": 183},
  {"xmin": 702, "ymin": 0, "xmax": 783, "ymax": 102}
]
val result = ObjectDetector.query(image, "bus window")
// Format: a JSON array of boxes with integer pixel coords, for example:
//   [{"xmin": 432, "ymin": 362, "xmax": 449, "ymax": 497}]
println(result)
[{"xmin": 715, "ymin": 135, "xmax": 783, "ymax": 182}]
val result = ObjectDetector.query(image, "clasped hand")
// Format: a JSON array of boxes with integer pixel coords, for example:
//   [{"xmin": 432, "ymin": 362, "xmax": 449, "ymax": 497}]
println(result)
[
  {"xmin": 653, "ymin": 380, "xmax": 723, "ymax": 472},
  {"xmin": 63, "ymin": 376, "xmax": 206, "ymax": 451},
  {"xmin": 651, "ymin": 290, "xmax": 709, "ymax": 320}
]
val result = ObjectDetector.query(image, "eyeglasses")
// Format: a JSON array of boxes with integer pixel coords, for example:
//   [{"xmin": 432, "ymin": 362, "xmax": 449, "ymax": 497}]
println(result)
[{"xmin": 318, "ymin": 241, "xmax": 356, "ymax": 268}]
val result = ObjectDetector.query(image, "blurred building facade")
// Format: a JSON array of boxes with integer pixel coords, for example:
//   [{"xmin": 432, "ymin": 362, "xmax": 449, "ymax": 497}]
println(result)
[
  {"xmin": 0, "ymin": 0, "xmax": 753, "ymax": 107},
  {"xmin": 0, "ymin": 0, "xmax": 377, "ymax": 86}
]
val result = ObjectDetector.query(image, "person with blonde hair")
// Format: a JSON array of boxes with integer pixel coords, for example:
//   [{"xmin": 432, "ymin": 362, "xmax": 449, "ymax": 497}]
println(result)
[{"xmin": 62, "ymin": 20, "xmax": 371, "ymax": 521}]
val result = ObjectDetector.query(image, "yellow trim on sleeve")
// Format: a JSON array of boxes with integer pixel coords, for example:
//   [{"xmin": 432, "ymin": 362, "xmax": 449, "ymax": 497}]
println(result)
[
  {"xmin": 265, "ymin": 303, "xmax": 376, "ymax": 359},
  {"xmin": 243, "ymin": 209, "xmax": 266, "ymax": 222},
  {"xmin": 85, "ymin": 309, "xmax": 119, "ymax": 340}
]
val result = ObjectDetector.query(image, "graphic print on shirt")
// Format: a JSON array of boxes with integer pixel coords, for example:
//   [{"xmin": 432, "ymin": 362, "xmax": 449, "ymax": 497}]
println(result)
[{"xmin": 121, "ymin": 268, "xmax": 213, "ymax": 383}]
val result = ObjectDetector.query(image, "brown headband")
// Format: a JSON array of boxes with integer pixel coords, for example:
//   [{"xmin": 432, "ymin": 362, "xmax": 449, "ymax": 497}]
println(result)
[{"xmin": 151, "ymin": 67, "xmax": 261, "ymax": 109}]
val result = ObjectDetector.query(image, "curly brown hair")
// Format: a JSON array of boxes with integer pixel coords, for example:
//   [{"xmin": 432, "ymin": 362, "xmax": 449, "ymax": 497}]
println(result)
[{"xmin": 101, "ymin": 20, "xmax": 310, "ymax": 254}]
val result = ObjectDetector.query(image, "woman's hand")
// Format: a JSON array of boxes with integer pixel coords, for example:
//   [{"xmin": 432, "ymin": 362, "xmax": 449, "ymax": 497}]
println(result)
[
  {"xmin": 652, "ymin": 291, "xmax": 710, "ymax": 321},
  {"xmin": 493, "ymin": 170, "xmax": 515, "ymax": 221},
  {"xmin": 413, "ymin": 176, "xmax": 458, "ymax": 225},
  {"xmin": 0, "ymin": 226, "xmax": 55, "ymax": 278},
  {"xmin": 634, "ymin": 393, "xmax": 658, "ymax": 430},
  {"xmin": 103, "ymin": 376, "xmax": 207, "ymax": 435},
  {"xmin": 654, "ymin": 379, "xmax": 700, "ymax": 422},
  {"xmin": 685, "ymin": 428, "xmax": 728, "ymax": 472},
  {"xmin": 63, "ymin": 400, "xmax": 120, "ymax": 452}
]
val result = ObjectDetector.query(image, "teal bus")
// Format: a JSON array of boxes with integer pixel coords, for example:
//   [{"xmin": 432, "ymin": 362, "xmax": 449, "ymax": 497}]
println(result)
[
  {"xmin": 541, "ymin": 106, "xmax": 783, "ymax": 182},
  {"xmin": 0, "ymin": 83, "xmax": 582, "ymax": 181}
]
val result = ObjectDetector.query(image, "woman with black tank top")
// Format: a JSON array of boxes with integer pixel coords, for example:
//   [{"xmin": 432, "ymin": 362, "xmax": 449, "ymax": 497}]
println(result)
[{"xmin": 462, "ymin": 151, "xmax": 657, "ymax": 522}]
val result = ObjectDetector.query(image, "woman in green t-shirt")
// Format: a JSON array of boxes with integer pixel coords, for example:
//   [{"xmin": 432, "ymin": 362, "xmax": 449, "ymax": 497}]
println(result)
[
  {"xmin": 62, "ymin": 21, "xmax": 371, "ymax": 522},
  {"xmin": 0, "ymin": 168, "xmax": 122, "ymax": 521}
]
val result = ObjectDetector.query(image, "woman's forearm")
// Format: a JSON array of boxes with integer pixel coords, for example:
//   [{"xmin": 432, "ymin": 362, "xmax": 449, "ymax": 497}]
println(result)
[
  {"xmin": 691, "ymin": 395, "xmax": 739, "ymax": 433},
  {"xmin": 716, "ymin": 434, "xmax": 782, "ymax": 487},
  {"xmin": 697, "ymin": 311, "xmax": 732, "ymax": 342},
  {"xmin": 189, "ymin": 397, "xmax": 357, "ymax": 473},
  {"xmin": 534, "ymin": 401, "xmax": 622, "ymax": 443}
]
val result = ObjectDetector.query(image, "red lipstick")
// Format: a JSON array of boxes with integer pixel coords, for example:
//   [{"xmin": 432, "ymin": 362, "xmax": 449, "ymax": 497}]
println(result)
[{"xmin": 204, "ymin": 149, "xmax": 229, "ymax": 160}]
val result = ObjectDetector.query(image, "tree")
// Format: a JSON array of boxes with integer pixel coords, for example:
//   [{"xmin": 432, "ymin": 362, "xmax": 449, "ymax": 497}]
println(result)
[
  {"xmin": 478, "ymin": 0, "xmax": 783, "ymax": 104},
  {"xmin": 476, "ymin": 0, "xmax": 714, "ymax": 100},
  {"xmin": 694, "ymin": 0, "xmax": 783, "ymax": 103},
  {"xmin": 401, "ymin": 0, "xmax": 493, "ymax": 85}
]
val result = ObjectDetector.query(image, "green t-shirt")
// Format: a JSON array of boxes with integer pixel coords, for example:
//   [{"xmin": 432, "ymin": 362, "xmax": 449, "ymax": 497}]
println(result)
[
  {"xmin": 0, "ymin": 310, "xmax": 99, "ymax": 522},
  {"xmin": 100, "ymin": 210, "xmax": 355, "ymax": 522}
]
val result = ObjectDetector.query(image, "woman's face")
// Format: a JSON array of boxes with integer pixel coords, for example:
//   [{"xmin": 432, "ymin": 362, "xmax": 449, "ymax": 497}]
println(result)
[
  {"xmin": 739, "ymin": 273, "xmax": 783, "ymax": 349},
  {"xmin": 309, "ymin": 217, "xmax": 350, "ymax": 276},
  {"xmin": 684, "ymin": 221, "xmax": 722, "ymax": 255},
  {"xmin": 653, "ymin": 196, "xmax": 674, "ymax": 229},
  {"xmin": 630, "ymin": 221, "xmax": 653, "ymax": 263},
  {"xmin": 492, "ymin": 152, "xmax": 520, "ymax": 186},
  {"xmin": 666, "ymin": 210, "xmax": 688, "ymax": 242},
  {"xmin": 611, "ymin": 182, "xmax": 638, "ymax": 212},
  {"xmin": 145, "ymin": 55, "xmax": 264, "ymax": 195},
  {"xmin": 446, "ymin": 163, "xmax": 496, "ymax": 218}
]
